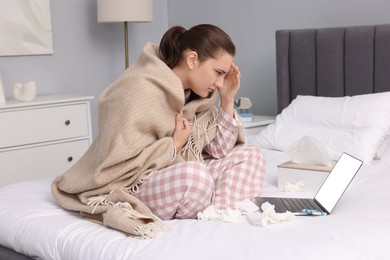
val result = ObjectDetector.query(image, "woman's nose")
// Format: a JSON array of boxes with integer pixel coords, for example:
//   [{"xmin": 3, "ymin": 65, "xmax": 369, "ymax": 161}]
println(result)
[{"xmin": 214, "ymin": 77, "xmax": 224, "ymax": 88}]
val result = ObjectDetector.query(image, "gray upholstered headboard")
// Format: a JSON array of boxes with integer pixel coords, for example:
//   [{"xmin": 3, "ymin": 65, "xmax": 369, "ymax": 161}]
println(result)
[{"xmin": 276, "ymin": 23, "xmax": 390, "ymax": 112}]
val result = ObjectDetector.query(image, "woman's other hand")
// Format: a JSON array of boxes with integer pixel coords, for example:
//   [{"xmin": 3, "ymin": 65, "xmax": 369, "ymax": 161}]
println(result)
[{"xmin": 173, "ymin": 113, "xmax": 192, "ymax": 151}]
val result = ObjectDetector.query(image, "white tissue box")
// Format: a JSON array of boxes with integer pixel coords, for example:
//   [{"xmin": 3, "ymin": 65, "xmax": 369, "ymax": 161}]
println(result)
[{"xmin": 277, "ymin": 161, "xmax": 335, "ymax": 193}]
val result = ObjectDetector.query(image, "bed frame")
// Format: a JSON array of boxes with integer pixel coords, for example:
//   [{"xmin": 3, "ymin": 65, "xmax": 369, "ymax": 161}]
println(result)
[
  {"xmin": 2, "ymin": 22, "xmax": 390, "ymax": 260},
  {"xmin": 0, "ymin": 246, "xmax": 32, "ymax": 260},
  {"xmin": 276, "ymin": 23, "xmax": 390, "ymax": 112}
]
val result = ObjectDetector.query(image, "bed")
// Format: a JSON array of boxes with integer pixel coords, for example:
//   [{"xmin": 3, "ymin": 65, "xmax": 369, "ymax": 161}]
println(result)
[{"xmin": 1, "ymin": 23, "xmax": 390, "ymax": 260}]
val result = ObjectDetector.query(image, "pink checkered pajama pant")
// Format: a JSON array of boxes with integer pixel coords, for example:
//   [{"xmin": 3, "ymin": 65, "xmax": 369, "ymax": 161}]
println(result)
[{"xmin": 135, "ymin": 145, "xmax": 265, "ymax": 220}]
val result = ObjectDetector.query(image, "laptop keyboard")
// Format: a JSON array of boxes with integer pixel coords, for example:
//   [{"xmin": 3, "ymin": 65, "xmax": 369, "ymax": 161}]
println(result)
[{"xmin": 281, "ymin": 198, "xmax": 321, "ymax": 212}]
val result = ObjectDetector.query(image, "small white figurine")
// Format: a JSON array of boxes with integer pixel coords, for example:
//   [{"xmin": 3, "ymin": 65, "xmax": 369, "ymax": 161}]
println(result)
[{"xmin": 13, "ymin": 81, "xmax": 37, "ymax": 102}]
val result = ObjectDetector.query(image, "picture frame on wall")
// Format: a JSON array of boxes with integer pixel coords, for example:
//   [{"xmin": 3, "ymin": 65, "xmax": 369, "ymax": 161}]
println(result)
[{"xmin": 0, "ymin": 0, "xmax": 54, "ymax": 56}]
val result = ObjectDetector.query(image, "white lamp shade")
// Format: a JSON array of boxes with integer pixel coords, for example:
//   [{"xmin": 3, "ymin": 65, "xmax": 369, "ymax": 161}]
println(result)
[{"xmin": 97, "ymin": 0, "xmax": 153, "ymax": 23}]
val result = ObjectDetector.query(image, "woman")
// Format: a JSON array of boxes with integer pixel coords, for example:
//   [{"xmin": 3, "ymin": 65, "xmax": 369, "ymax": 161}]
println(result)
[{"xmin": 52, "ymin": 24, "xmax": 265, "ymax": 238}]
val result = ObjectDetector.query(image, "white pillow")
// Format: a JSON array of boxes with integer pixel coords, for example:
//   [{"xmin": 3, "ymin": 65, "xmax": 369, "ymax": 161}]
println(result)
[
  {"xmin": 253, "ymin": 92, "xmax": 390, "ymax": 163},
  {"xmin": 375, "ymin": 136, "xmax": 390, "ymax": 160},
  {"xmin": 378, "ymin": 139, "xmax": 390, "ymax": 163}
]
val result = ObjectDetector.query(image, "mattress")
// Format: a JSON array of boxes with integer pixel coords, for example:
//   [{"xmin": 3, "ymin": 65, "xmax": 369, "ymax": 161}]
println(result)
[{"xmin": 1, "ymin": 149, "xmax": 389, "ymax": 260}]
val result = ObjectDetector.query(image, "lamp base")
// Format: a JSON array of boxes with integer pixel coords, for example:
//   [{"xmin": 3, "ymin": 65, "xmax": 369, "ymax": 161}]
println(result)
[{"xmin": 124, "ymin": 21, "xmax": 129, "ymax": 69}]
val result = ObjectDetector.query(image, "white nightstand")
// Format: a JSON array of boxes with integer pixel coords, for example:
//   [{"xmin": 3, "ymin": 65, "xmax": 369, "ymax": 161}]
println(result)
[
  {"xmin": 242, "ymin": 115, "xmax": 275, "ymax": 136},
  {"xmin": 0, "ymin": 95, "xmax": 94, "ymax": 186}
]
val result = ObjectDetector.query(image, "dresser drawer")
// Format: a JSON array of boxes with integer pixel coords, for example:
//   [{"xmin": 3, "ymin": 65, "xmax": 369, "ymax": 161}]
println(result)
[
  {"xmin": 0, "ymin": 139, "xmax": 90, "ymax": 186},
  {"xmin": 0, "ymin": 103, "xmax": 90, "ymax": 148}
]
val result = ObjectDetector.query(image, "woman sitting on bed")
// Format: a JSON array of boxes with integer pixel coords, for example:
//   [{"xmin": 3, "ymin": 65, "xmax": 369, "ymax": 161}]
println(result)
[{"xmin": 52, "ymin": 24, "xmax": 265, "ymax": 238}]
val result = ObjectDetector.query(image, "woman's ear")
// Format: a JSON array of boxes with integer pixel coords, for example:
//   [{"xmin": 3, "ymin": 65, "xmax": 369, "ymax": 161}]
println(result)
[{"xmin": 186, "ymin": 51, "xmax": 198, "ymax": 70}]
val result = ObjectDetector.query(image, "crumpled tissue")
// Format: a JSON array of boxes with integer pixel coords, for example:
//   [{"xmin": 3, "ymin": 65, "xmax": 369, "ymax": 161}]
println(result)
[
  {"xmin": 197, "ymin": 200, "xmax": 295, "ymax": 227},
  {"xmin": 197, "ymin": 199, "xmax": 259, "ymax": 223},
  {"xmin": 246, "ymin": 202, "xmax": 295, "ymax": 227},
  {"xmin": 283, "ymin": 180, "xmax": 305, "ymax": 192},
  {"xmin": 260, "ymin": 202, "xmax": 295, "ymax": 226},
  {"xmin": 286, "ymin": 136, "xmax": 332, "ymax": 167},
  {"xmin": 197, "ymin": 206, "xmax": 241, "ymax": 223},
  {"xmin": 235, "ymin": 199, "xmax": 260, "ymax": 214}
]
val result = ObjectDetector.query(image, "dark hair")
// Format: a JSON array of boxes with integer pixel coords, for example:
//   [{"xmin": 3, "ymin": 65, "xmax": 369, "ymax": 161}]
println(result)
[{"xmin": 159, "ymin": 24, "xmax": 236, "ymax": 69}]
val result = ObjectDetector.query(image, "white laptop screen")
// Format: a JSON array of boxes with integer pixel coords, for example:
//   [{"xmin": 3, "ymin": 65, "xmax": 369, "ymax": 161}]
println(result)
[{"xmin": 314, "ymin": 153, "xmax": 363, "ymax": 213}]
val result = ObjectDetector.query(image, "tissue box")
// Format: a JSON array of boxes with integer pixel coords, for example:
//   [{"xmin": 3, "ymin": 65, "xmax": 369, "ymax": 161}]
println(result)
[{"xmin": 277, "ymin": 161, "xmax": 335, "ymax": 193}]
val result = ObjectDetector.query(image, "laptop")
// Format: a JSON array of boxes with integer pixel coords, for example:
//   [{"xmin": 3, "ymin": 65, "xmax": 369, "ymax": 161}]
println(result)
[{"xmin": 255, "ymin": 153, "xmax": 363, "ymax": 215}]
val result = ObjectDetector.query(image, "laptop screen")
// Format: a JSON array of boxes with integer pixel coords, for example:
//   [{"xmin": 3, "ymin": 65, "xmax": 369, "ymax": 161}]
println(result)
[{"xmin": 314, "ymin": 153, "xmax": 363, "ymax": 213}]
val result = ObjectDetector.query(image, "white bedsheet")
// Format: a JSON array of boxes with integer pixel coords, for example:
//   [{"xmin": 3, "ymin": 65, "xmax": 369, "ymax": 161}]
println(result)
[{"xmin": 1, "ymin": 149, "xmax": 390, "ymax": 260}]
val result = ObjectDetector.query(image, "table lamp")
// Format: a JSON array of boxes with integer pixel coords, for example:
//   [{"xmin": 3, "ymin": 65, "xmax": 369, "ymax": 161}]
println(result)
[{"xmin": 97, "ymin": 0, "xmax": 153, "ymax": 69}]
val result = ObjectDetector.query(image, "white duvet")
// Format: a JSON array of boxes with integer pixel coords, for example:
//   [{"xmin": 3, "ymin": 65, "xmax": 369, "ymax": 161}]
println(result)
[{"xmin": 1, "ymin": 149, "xmax": 390, "ymax": 260}]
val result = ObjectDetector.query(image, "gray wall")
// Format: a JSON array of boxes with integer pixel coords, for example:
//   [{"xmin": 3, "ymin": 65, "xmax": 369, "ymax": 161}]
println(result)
[
  {"xmin": 167, "ymin": 0, "xmax": 390, "ymax": 117},
  {"xmin": 1, "ymin": 0, "xmax": 390, "ymax": 136}
]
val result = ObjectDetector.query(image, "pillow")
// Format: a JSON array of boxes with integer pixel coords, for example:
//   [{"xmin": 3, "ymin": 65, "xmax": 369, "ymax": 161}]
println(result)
[
  {"xmin": 375, "ymin": 136, "xmax": 390, "ymax": 160},
  {"xmin": 253, "ymin": 92, "xmax": 390, "ymax": 163},
  {"xmin": 378, "ymin": 138, "xmax": 390, "ymax": 163}
]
